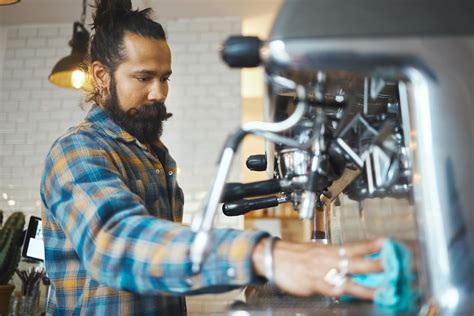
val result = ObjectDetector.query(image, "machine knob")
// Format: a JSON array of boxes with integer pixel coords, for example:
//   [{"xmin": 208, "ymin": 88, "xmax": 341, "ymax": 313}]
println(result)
[
  {"xmin": 246, "ymin": 154, "xmax": 267, "ymax": 171},
  {"xmin": 221, "ymin": 36, "xmax": 262, "ymax": 68}
]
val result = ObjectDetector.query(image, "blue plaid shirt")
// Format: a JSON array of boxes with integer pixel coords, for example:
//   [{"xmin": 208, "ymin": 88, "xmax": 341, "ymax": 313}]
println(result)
[{"xmin": 40, "ymin": 104, "xmax": 268, "ymax": 315}]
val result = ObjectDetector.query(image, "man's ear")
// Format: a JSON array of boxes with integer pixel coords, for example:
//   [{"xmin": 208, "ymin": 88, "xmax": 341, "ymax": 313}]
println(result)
[{"xmin": 91, "ymin": 61, "xmax": 111, "ymax": 95}]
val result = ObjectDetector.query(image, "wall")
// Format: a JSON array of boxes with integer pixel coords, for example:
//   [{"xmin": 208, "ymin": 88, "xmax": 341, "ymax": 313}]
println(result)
[
  {"xmin": 0, "ymin": 28, "xmax": 6, "ymax": 85},
  {"xmin": 0, "ymin": 17, "xmax": 244, "ymax": 315}
]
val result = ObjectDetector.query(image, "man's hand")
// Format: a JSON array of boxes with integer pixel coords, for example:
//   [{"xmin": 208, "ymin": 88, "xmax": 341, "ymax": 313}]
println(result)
[{"xmin": 252, "ymin": 238, "xmax": 385, "ymax": 299}]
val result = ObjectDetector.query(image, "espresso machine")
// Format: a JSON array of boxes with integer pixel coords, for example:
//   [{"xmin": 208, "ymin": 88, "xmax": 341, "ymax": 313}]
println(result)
[{"xmin": 190, "ymin": 0, "xmax": 474, "ymax": 314}]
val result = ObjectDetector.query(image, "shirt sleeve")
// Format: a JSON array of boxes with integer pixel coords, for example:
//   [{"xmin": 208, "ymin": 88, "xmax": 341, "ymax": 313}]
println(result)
[{"xmin": 40, "ymin": 131, "xmax": 269, "ymax": 295}]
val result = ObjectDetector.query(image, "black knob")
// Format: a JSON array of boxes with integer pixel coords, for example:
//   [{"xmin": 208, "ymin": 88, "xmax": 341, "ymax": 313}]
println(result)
[
  {"xmin": 246, "ymin": 154, "xmax": 267, "ymax": 172},
  {"xmin": 221, "ymin": 36, "xmax": 262, "ymax": 68}
]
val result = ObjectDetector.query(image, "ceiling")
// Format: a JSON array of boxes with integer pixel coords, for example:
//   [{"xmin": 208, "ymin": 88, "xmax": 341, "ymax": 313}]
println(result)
[{"xmin": 0, "ymin": 0, "xmax": 283, "ymax": 25}]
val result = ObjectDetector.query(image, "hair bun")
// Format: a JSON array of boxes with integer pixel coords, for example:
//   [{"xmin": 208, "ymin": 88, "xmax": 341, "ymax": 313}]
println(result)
[{"xmin": 92, "ymin": 0, "xmax": 132, "ymax": 30}]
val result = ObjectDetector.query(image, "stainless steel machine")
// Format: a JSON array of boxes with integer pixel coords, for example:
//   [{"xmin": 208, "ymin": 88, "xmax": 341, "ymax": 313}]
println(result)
[{"xmin": 190, "ymin": 0, "xmax": 474, "ymax": 314}]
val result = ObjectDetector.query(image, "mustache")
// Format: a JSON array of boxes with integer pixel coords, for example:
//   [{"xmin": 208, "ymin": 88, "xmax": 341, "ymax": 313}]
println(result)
[{"xmin": 125, "ymin": 102, "xmax": 173, "ymax": 121}]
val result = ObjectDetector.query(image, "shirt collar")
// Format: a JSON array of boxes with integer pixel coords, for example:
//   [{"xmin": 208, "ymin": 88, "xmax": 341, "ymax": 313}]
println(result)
[{"xmin": 85, "ymin": 104, "xmax": 136, "ymax": 142}]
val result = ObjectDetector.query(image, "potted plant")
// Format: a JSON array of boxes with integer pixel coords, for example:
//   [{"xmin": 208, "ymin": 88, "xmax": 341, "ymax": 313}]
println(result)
[{"xmin": 0, "ymin": 210, "xmax": 25, "ymax": 316}]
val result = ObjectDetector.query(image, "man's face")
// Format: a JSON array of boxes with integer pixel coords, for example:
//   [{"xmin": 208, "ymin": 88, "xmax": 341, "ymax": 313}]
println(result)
[{"xmin": 104, "ymin": 32, "xmax": 173, "ymax": 144}]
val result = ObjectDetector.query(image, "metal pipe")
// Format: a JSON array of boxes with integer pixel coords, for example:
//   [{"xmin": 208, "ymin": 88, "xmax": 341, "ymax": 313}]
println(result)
[{"xmin": 190, "ymin": 84, "xmax": 309, "ymax": 272}]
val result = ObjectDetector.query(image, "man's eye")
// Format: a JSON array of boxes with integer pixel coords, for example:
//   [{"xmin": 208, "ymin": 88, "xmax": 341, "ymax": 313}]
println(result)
[
  {"xmin": 136, "ymin": 77, "xmax": 150, "ymax": 82},
  {"xmin": 161, "ymin": 77, "xmax": 170, "ymax": 82}
]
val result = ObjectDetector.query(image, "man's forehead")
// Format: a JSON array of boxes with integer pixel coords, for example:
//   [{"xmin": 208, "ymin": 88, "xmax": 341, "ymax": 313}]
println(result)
[{"xmin": 121, "ymin": 32, "xmax": 171, "ymax": 68}]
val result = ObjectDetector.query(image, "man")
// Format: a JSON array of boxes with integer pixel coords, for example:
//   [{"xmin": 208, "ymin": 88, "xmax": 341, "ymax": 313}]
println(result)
[{"xmin": 40, "ymin": 0, "xmax": 384, "ymax": 314}]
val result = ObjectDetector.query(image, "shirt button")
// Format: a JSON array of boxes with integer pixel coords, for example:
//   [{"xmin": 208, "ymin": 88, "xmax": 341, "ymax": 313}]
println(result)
[
  {"xmin": 226, "ymin": 267, "xmax": 236, "ymax": 278},
  {"xmin": 168, "ymin": 170, "xmax": 173, "ymax": 176},
  {"xmin": 155, "ymin": 169, "xmax": 160, "ymax": 174},
  {"xmin": 185, "ymin": 278, "xmax": 193, "ymax": 287}
]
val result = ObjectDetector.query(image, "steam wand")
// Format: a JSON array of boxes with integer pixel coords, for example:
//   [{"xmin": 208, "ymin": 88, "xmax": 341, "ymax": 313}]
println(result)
[{"xmin": 189, "ymin": 83, "xmax": 308, "ymax": 273}]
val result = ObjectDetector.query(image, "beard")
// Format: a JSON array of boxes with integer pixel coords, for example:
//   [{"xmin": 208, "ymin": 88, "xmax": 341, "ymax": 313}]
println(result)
[{"xmin": 103, "ymin": 76, "xmax": 173, "ymax": 144}]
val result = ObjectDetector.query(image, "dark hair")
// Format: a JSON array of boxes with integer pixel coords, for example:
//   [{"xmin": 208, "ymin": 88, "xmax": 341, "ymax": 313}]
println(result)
[{"xmin": 86, "ymin": 0, "xmax": 167, "ymax": 104}]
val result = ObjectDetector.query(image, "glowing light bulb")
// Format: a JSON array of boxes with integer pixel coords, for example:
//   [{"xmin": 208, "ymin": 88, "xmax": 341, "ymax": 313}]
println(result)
[
  {"xmin": 7, "ymin": 200, "xmax": 16, "ymax": 206},
  {"xmin": 2, "ymin": 193, "xmax": 8, "ymax": 200},
  {"xmin": 71, "ymin": 69, "xmax": 86, "ymax": 89}
]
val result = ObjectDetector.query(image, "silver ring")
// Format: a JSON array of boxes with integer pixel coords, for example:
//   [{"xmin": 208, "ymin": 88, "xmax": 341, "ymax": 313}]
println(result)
[
  {"xmin": 339, "ymin": 247, "xmax": 347, "ymax": 257},
  {"xmin": 323, "ymin": 246, "xmax": 349, "ymax": 290},
  {"xmin": 338, "ymin": 247, "xmax": 349, "ymax": 275},
  {"xmin": 324, "ymin": 268, "xmax": 347, "ymax": 289}
]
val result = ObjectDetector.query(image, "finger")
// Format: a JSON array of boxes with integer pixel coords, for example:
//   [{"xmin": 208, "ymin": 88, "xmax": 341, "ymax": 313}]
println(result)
[
  {"xmin": 344, "ymin": 239, "xmax": 385, "ymax": 258},
  {"xmin": 319, "ymin": 278, "xmax": 376, "ymax": 300},
  {"xmin": 314, "ymin": 279, "xmax": 344, "ymax": 297},
  {"xmin": 342, "ymin": 278, "xmax": 376, "ymax": 300},
  {"xmin": 347, "ymin": 258, "xmax": 384, "ymax": 274},
  {"xmin": 315, "ymin": 278, "xmax": 374, "ymax": 301}
]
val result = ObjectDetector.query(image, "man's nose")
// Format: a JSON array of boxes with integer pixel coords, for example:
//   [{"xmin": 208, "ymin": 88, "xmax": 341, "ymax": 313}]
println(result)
[{"xmin": 148, "ymin": 81, "xmax": 166, "ymax": 103}]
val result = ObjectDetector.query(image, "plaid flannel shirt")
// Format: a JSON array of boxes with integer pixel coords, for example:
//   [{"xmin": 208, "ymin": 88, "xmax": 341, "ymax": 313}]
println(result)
[{"xmin": 40, "ymin": 104, "xmax": 268, "ymax": 315}]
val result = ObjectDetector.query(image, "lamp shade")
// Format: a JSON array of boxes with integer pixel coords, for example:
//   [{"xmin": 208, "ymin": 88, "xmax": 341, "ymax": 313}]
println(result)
[
  {"xmin": 48, "ymin": 22, "xmax": 92, "ymax": 91},
  {"xmin": 48, "ymin": 54, "xmax": 93, "ymax": 91},
  {"xmin": 0, "ymin": 0, "xmax": 20, "ymax": 5}
]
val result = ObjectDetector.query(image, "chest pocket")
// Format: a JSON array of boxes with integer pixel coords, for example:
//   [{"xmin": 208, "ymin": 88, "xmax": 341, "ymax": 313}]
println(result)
[
  {"xmin": 131, "ymin": 180, "xmax": 162, "ymax": 209},
  {"xmin": 136, "ymin": 179, "xmax": 176, "ymax": 219}
]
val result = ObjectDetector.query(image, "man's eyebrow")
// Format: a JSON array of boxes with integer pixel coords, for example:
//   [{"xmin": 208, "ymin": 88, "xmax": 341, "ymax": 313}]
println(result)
[{"xmin": 133, "ymin": 70, "xmax": 173, "ymax": 76}]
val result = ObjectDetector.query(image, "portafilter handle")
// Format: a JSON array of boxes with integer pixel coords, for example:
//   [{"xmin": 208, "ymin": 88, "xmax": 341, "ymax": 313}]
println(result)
[
  {"xmin": 221, "ymin": 179, "xmax": 283, "ymax": 202},
  {"xmin": 223, "ymin": 195, "xmax": 290, "ymax": 216}
]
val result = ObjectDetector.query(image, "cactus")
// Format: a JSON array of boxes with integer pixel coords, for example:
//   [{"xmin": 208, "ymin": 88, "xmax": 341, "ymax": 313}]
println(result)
[{"xmin": 0, "ymin": 211, "xmax": 25, "ymax": 284}]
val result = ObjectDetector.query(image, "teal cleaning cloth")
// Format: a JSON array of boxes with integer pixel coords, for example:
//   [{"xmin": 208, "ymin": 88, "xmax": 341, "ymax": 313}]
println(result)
[{"xmin": 341, "ymin": 239, "xmax": 418, "ymax": 311}]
